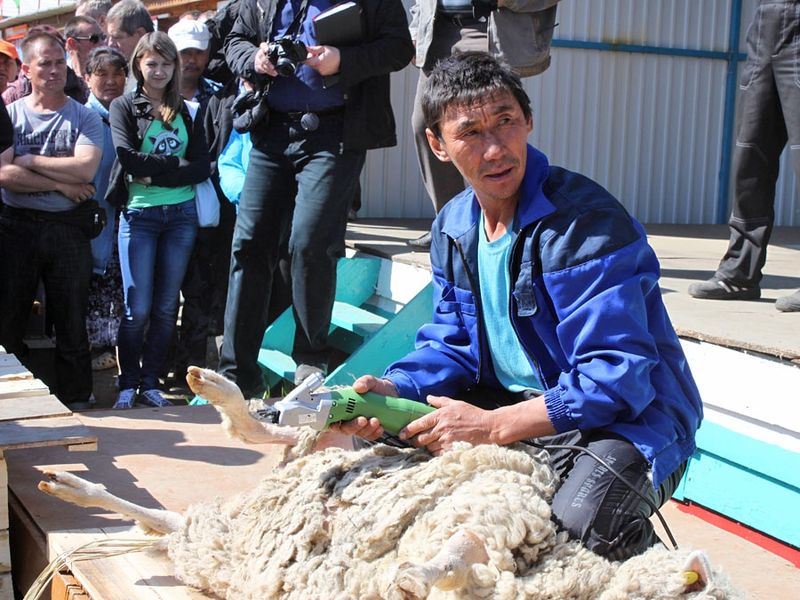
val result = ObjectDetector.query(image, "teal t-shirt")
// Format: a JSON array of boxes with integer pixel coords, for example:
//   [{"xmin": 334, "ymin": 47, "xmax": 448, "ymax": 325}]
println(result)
[
  {"xmin": 128, "ymin": 113, "xmax": 194, "ymax": 208},
  {"xmin": 478, "ymin": 212, "xmax": 543, "ymax": 393}
]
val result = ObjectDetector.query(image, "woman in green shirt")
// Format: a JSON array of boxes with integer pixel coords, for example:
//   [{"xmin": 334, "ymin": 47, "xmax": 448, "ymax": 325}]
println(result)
[{"xmin": 108, "ymin": 31, "xmax": 210, "ymax": 409}]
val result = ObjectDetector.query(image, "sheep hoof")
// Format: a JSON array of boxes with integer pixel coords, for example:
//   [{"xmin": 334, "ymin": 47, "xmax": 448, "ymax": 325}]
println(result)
[
  {"xmin": 395, "ymin": 562, "xmax": 433, "ymax": 600},
  {"xmin": 38, "ymin": 470, "xmax": 98, "ymax": 505}
]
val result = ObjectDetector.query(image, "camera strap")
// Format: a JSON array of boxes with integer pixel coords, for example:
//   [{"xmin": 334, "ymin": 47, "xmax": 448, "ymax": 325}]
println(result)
[{"xmin": 278, "ymin": 0, "xmax": 312, "ymax": 39}]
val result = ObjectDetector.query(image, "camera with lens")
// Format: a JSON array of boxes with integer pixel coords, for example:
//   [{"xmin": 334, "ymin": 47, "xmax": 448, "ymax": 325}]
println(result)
[{"xmin": 268, "ymin": 37, "xmax": 308, "ymax": 77}]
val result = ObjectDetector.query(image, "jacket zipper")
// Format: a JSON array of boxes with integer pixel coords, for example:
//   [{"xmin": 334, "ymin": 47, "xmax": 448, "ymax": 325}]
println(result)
[{"xmin": 453, "ymin": 237, "xmax": 484, "ymax": 387}]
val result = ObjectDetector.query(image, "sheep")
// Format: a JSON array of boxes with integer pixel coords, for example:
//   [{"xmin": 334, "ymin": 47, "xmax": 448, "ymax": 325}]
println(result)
[{"xmin": 38, "ymin": 367, "xmax": 742, "ymax": 600}]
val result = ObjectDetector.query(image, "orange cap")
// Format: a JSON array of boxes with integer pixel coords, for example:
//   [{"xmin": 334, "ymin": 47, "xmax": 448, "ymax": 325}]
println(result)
[{"xmin": 0, "ymin": 39, "xmax": 19, "ymax": 62}]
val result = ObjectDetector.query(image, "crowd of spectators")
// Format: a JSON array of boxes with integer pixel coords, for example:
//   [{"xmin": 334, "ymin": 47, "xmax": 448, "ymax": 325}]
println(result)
[
  {"xmin": 0, "ymin": 1, "xmax": 299, "ymax": 408},
  {"xmin": 0, "ymin": 0, "xmax": 418, "ymax": 409}
]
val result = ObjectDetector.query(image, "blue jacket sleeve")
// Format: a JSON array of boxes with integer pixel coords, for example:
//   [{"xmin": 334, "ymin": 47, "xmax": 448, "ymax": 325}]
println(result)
[
  {"xmin": 218, "ymin": 130, "xmax": 249, "ymax": 205},
  {"xmin": 542, "ymin": 236, "xmax": 662, "ymax": 433}
]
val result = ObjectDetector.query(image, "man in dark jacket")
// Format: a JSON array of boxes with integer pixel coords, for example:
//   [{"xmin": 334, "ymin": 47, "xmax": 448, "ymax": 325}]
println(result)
[
  {"xmin": 218, "ymin": 0, "xmax": 413, "ymax": 394},
  {"xmin": 337, "ymin": 52, "xmax": 703, "ymax": 562}
]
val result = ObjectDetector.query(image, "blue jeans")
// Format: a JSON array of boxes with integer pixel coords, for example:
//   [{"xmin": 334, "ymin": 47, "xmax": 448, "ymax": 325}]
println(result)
[
  {"xmin": 117, "ymin": 200, "xmax": 198, "ymax": 391},
  {"xmin": 218, "ymin": 113, "xmax": 365, "ymax": 394},
  {"xmin": 0, "ymin": 208, "xmax": 93, "ymax": 403}
]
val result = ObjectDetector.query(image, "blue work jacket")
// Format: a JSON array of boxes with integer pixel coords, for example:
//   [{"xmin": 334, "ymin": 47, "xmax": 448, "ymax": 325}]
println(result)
[{"xmin": 385, "ymin": 146, "xmax": 703, "ymax": 487}]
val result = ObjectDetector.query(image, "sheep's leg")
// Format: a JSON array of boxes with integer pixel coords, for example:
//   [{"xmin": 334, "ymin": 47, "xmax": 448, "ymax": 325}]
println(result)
[
  {"xmin": 186, "ymin": 366, "xmax": 300, "ymax": 446},
  {"xmin": 38, "ymin": 470, "xmax": 182, "ymax": 535},
  {"xmin": 395, "ymin": 529, "xmax": 489, "ymax": 599}
]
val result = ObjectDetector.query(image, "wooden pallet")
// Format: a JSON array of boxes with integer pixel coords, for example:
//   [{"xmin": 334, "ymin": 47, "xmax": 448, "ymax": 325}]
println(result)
[
  {"xmin": 6, "ymin": 404, "xmax": 288, "ymax": 599},
  {"xmin": 0, "ymin": 348, "xmax": 97, "ymax": 600}
]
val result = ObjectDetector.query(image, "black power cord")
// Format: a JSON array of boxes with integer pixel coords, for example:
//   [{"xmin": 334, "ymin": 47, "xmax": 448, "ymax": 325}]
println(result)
[{"xmin": 525, "ymin": 440, "xmax": 680, "ymax": 551}]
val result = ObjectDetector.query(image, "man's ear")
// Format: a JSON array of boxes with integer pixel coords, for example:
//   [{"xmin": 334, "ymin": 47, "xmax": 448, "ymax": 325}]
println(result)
[
  {"xmin": 65, "ymin": 37, "xmax": 78, "ymax": 52},
  {"xmin": 20, "ymin": 63, "xmax": 30, "ymax": 79},
  {"xmin": 425, "ymin": 128, "xmax": 451, "ymax": 163}
]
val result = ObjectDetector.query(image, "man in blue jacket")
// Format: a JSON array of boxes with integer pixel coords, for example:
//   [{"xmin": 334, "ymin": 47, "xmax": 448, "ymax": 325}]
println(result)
[{"xmin": 336, "ymin": 52, "xmax": 703, "ymax": 561}]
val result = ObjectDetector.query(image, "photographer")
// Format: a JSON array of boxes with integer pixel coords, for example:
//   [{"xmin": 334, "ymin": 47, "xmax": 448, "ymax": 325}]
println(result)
[{"xmin": 219, "ymin": 0, "xmax": 413, "ymax": 396}]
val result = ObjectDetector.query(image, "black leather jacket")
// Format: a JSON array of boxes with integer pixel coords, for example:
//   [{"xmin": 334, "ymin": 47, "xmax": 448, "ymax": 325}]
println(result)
[
  {"xmin": 224, "ymin": 0, "xmax": 413, "ymax": 151},
  {"xmin": 105, "ymin": 89, "xmax": 211, "ymax": 207}
]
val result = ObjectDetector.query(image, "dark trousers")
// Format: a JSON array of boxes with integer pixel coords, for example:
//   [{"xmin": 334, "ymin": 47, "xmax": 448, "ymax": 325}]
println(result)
[
  {"xmin": 544, "ymin": 430, "xmax": 685, "ymax": 561},
  {"xmin": 411, "ymin": 17, "xmax": 487, "ymax": 213},
  {"xmin": 0, "ymin": 210, "xmax": 93, "ymax": 403},
  {"xmin": 462, "ymin": 387, "xmax": 685, "ymax": 561},
  {"xmin": 218, "ymin": 113, "xmax": 365, "ymax": 395},
  {"xmin": 174, "ymin": 200, "xmax": 236, "ymax": 372},
  {"xmin": 717, "ymin": 0, "xmax": 800, "ymax": 287}
]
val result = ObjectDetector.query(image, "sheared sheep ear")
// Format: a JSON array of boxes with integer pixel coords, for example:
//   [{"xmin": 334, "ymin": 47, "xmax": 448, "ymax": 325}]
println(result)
[{"xmin": 682, "ymin": 550, "xmax": 712, "ymax": 592}]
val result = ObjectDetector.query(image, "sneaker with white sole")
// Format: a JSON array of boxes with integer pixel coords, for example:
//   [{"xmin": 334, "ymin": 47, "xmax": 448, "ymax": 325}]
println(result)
[
  {"xmin": 113, "ymin": 388, "xmax": 137, "ymax": 409},
  {"xmin": 688, "ymin": 278, "xmax": 760, "ymax": 301},
  {"xmin": 139, "ymin": 389, "xmax": 173, "ymax": 407},
  {"xmin": 775, "ymin": 290, "xmax": 800, "ymax": 312}
]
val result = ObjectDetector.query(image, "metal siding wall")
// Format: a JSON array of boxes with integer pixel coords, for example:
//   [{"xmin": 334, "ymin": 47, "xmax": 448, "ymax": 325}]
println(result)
[
  {"xmin": 527, "ymin": 49, "xmax": 726, "ymax": 224},
  {"xmin": 359, "ymin": 0, "xmax": 798, "ymax": 226}
]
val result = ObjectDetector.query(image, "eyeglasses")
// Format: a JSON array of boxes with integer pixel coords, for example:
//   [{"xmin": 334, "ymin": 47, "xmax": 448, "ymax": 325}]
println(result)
[{"xmin": 71, "ymin": 33, "xmax": 106, "ymax": 44}]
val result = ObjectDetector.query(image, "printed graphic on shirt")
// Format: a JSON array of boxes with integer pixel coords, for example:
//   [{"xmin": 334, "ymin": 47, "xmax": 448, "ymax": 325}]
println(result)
[
  {"xmin": 16, "ymin": 129, "xmax": 79, "ymax": 157},
  {"xmin": 149, "ymin": 129, "xmax": 183, "ymax": 155}
]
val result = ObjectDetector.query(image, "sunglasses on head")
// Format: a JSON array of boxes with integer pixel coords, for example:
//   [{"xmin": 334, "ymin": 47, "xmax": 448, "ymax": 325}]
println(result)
[{"xmin": 72, "ymin": 33, "xmax": 106, "ymax": 44}]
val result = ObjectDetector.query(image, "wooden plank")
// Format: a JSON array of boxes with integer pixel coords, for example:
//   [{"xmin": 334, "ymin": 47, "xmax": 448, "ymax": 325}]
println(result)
[
  {"xmin": 0, "ymin": 454, "xmax": 7, "ymax": 530},
  {"xmin": 0, "ymin": 378, "xmax": 49, "ymax": 400},
  {"xmin": 330, "ymin": 301, "xmax": 388, "ymax": 336},
  {"xmin": 0, "ymin": 364, "xmax": 32, "ymax": 381},
  {"xmin": 50, "ymin": 528, "xmax": 209, "ymax": 600},
  {"xmin": 326, "ymin": 283, "xmax": 433, "ymax": 386},
  {"xmin": 0, "ymin": 530, "xmax": 9, "ymax": 574},
  {"xmin": 695, "ymin": 420, "xmax": 800, "ymax": 489},
  {"xmin": 52, "ymin": 572, "xmax": 91, "ymax": 600},
  {"xmin": 0, "ymin": 395, "xmax": 71, "ymax": 423},
  {"xmin": 0, "ymin": 572, "xmax": 12, "ymax": 600},
  {"xmin": 0, "ymin": 416, "xmax": 96, "ymax": 452},
  {"xmin": 0, "ymin": 354, "xmax": 20, "ymax": 368},
  {"xmin": 679, "ymin": 451, "xmax": 800, "ymax": 548}
]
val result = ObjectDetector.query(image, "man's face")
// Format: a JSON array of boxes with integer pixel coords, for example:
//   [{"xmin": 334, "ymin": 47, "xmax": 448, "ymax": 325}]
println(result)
[
  {"xmin": 179, "ymin": 47, "xmax": 209, "ymax": 87},
  {"xmin": 86, "ymin": 62, "xmax": 126, "ymax": 106},
  {"xmin": 426, "ymin": 90, "xmax": 533, "ymax": 207},
  {"xmin": 68, "ymin": 23, "xmax": 106, "ymax": 68},
  {"xmin": 107, "ymin": 19, "xmax": 142, "ymax": 60},
  {"xmin": 0, "ymin": 54, "xmax": 19, "ymax": 91},
  {"xmin": 22, "ymin": 39, "xmax": 67, "ymax": 95}
]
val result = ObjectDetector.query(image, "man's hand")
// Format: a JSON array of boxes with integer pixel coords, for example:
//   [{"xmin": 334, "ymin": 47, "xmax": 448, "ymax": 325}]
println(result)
[
  {"xmin": 399, "ymin": 395, "xmax": 494, "ymax": 454},
  {"xmin": 57, "ymin": 182, "xmax": 95, "ymax": 203},
  {"xmin": 305, "ymin": 45, "xmax": 341, "ymax": 76},
  {"xmin": 327, "ymin": 375, "xmax": 398, "ymax": 441},
  {"xmin": 254, "ymin": 43, "xmax": 278, "ymax": 77}
]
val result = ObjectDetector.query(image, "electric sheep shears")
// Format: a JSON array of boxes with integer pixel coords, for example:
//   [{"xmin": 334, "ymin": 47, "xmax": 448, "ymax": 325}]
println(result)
[{"xmin": 259, "ymin": 372, "xmax": 435, "ymax": 435}]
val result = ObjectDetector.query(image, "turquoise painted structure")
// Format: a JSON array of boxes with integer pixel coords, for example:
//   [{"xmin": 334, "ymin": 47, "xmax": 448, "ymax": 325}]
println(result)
[{"xmin": 674, "ymin": 420, "xmax": 800, "ymax": 548}]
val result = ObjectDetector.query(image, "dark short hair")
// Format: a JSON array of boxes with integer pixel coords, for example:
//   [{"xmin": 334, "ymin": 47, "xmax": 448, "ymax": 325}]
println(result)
[
  {"xmin": 64, "ymin": 15, "xmax": 102, "ymax": 40},
  {"xmin": 421, "ymin": 51, "xmax": 532, "ymax": 139},
  {"xmin": 107, "ymin": 0, "xmax": 154, "ymax": 35},
  {"xmin": 85, "ymin": 46, "xmax": 129, "ymax": 76}
]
